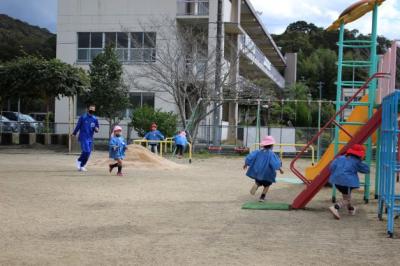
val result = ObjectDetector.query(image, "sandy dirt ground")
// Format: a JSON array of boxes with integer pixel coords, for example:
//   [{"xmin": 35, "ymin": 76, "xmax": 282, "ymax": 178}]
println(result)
[{"xmin": 0, "ymin": 148, "xmax": 399, "ymax": 266}]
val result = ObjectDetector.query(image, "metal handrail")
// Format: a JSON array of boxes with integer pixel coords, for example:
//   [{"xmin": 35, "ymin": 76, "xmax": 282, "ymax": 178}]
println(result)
[
  {"xmin": 290, "ymin": 72, "xmax": 390, "ymax": 184},
  {"xmin": 133, "ymin": 139, "xmax": 193, "ymax": 163}
]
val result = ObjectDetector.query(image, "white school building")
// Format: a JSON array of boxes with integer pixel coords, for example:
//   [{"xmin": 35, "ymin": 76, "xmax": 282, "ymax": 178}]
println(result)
[{"xmin": 55, "ymin": 0, "xmax": 296, "ymax": 140}]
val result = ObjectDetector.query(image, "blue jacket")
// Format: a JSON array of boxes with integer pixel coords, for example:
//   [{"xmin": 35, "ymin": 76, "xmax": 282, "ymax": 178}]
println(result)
[
  {"xmin": 245, "ymin": 149, "xmax": 282, "ymax": 183},
  {"xmin": 329, "ymin": 155, "xmax": 370, "ymax": 188},
  {"xmin": 144, "ymin": 130, "xmax": 164, "ymax": 144},
  {"xmin": 173, "ymin": 135, "xmax": 188, "ymax": 146},
  {"xmin": 73, "ymin": 113, "xmax": 99, "ymax": 142},
  {"xmin": 109, "ymin": 136, "xmax": 127, "ymax": 159}
]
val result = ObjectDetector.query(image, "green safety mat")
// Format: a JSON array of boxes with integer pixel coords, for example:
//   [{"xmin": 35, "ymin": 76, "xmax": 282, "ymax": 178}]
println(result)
[
  {"xmin": 276, "ymin": 177, "xmax": 303, "ymax": 184},
  {"xmin": 242, "ymin": 201, "xmax": 291, "ymax": 211}
]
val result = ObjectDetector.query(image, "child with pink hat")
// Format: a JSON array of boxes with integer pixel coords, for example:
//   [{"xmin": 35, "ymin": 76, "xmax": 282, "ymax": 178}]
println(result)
[
  {"xmin": 243, "ymin": 136, "xmax": 284, "ymax": 202},
  {"xmin": 109, "ymin": 125, "xmax": 127, "ymax": 176},
  {"xmin": 173, "ymin": 130, "xmax": 188, "ymax": 159}
]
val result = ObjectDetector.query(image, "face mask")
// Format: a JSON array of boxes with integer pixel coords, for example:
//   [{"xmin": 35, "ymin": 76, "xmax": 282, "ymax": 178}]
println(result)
[
  {"xmin": 88, "ymin": 110, "xmax": 95, "ymax": 115},
  {"xmin": 115, "ymin": 133, "xmax": 121, "ymax": 137}
]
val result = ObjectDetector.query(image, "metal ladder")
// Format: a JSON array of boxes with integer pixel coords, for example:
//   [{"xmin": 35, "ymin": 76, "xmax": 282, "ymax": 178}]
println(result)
[{"xmin": 333, "ymin": 4, "xmax": 379, "ymax": 203}]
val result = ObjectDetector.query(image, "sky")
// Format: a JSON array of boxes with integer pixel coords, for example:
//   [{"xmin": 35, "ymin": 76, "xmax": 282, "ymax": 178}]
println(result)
[{"xmin": 0, "ymin": 0, "xmax": 399, "ymax": 39}]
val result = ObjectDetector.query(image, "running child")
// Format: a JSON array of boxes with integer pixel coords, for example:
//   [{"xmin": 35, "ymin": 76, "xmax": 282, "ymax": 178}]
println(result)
[
  {"xmin": 144, "ymin": 123, "xmax": 164, "ymax": 153},
  {"xmin": 173, "ymin": 130, "xmax": 188, "ymax": 159},
  {"xmin": 243, "ymin": 136, "xmax": 284, "ymax": 202},
  {"xmin": 109, "ymin": 126, "xmax": 127, "ymax": 176},
  {"xmin": 328, "ymin": 144, "xmax": 370, "ymax": 219}
]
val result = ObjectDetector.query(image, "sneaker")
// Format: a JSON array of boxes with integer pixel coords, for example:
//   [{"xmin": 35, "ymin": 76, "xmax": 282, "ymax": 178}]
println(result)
[
  {"xmin": 250, "ymin": 184, "xmax": 259, "ymax": 195},
  {"xmin": 79, "ymin": 167, "xmax": 87, "ymax": 172},
  {"xmin": 117, "ymin": 172, "xmax": 123, "ymax": 176},
  {"xmin": 259, "ymin": 194, "xmax": 266, "ymax": 202},
  {"xmin": 76, "ymin": 160, "xmax": 81, "ymax": 170},
  {"xmin": 348, "ymin": 206, "xmax": 356, "ymax": 216},
  {"xmin": 329, "ymin": 206, "xmax": 341, "ymax": 220}
]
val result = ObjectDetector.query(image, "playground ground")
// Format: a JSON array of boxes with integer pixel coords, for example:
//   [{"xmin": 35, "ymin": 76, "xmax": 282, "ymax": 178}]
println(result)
[{"xmin": 0, "ymin": 148, "xmax": 399, "ymax": 265}]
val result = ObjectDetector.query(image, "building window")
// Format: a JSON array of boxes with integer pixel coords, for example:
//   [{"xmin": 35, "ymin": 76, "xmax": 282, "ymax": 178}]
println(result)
[
  {"xmin": 77, "ymin": 32, "xmax": 90, "ymax": 61},
  {"xmin": 177, "ymin": 0, "xmax": 209, "ymax": 16},
  {"xmin": 126, "ymin": 92, "xmax": 155, "ymax": 117},
  {"xmin": 77, "ymin": 32, "xmax": 156, "ymax": 63},
  {"xmin": 105, "ymin": 32, "xmax": 117, "ymax": 47},
  {"xmin": 76, "ymin": 96, "xmax": 87, "ymax": 116},
  {"xmin": 129, "ymin": 32, "xmax": 156, "ymax": 62}
]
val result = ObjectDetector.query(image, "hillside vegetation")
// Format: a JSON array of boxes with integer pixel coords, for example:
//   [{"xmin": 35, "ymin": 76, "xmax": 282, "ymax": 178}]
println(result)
[{"xmin": 0, "ymin": 14, "xmax": 55, "ymax": 62}]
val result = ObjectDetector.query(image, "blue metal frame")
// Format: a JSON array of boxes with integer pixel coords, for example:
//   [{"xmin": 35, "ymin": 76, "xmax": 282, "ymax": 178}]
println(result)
[{"xmin": 378, "ymin": 91, "xmax": 400, "ymax": 238}]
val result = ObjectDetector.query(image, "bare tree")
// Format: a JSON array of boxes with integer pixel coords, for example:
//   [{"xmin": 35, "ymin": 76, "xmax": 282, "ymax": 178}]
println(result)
[{"xmin": 124, "ymin": 18, "xmax": 261, "ymax": 143}]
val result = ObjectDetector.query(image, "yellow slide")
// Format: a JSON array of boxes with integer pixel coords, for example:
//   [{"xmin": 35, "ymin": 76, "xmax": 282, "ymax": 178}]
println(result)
[{"xmin": 305, "ymin": 95, "xmax": 377, "ymax": 181}]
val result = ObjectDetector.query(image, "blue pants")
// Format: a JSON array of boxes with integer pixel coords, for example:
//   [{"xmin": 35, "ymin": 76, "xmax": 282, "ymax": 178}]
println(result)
[{"xmin": 78, "ymin": 140, "xmax": 92, "ymax": 167}]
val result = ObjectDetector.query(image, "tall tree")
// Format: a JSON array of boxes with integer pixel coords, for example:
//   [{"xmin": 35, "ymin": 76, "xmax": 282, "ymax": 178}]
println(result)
[
  {"xmin": 126, "ymin": 19, "xmax": 241, "ymax": 143},
  {"xmin": 83, "ymin": 46, "xmax": 130, "ymax": 134},
  {"xmin": 274, "ymin": 21, "xmax": 391, "ymax": 100},
  {"xmin": 0, "ymin": 56, "xmax": 89, "ymax": 109},
  {"xmin": 298, "ymin": 49, "xmax": 337, "ymax": 100}
]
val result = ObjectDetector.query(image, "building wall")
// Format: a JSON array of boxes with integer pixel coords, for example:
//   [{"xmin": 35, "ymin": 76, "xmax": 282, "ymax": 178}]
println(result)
[
  {"xmin": 55, "ymin": 0, "xmax": 288, "ymax": 139},
  {"xmin": 56, "ymin": 0, "xmax": 180, "ymax": 137}
]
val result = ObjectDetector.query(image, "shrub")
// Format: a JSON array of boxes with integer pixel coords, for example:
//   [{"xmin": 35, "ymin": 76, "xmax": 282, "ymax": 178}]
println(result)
[{"xmin": 130, "ymin": 106, "xmax": 178, "ymax": 137}]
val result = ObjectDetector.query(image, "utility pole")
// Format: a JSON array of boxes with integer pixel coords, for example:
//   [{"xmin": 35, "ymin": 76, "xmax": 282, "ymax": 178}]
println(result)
[
  {"xmin": 317, "ymin": 81, "xmax": 324, "ymax": 160},
  {"xmin": 212, "ymin": 0, "xmax": 223, "ymax": 146},
  {"xmin": 317, "ymin": 81, "xmax": 324, "ymax": 101}
]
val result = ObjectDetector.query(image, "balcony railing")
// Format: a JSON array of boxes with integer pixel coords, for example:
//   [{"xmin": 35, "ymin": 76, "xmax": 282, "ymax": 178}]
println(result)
[
  {"xmin": 239, "ymin": 34, "xmax": 285, "ymax": 88},
  {"xmin": 240, "ymin": 34, "xmax": 272, "ymax": 71},
  {"xmin": 77, "ymin": 48, "xmax": 156, "ymax": 63},
  {"xmin": 177, "ymin": 0, "xmax": 209, "ymax": 16}
]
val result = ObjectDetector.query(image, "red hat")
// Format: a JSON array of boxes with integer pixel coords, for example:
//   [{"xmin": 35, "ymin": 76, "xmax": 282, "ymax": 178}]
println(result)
[{"xmin": 346, "ymin": 144, "xmax": 365, "ymax": 158}]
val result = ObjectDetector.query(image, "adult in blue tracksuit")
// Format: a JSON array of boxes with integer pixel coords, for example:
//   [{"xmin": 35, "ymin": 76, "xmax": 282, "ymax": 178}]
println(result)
[
  {"xmin": 144, "ymin": 123, "xmax": 164, "ymax": 153},
  {"xmin": 243, "ymin": 136, "xmax": 283, "ymax": 202},
  {"xmin": 173, "ymin": 131, "xmax": 188, "ymax": 158},
  {"xmin": 72, "ymin": 105, "xmax": 99, "ymax": 171},
  {"xmin": 328, "ymin": 144, "xmax": 370, "ymax": 219}
]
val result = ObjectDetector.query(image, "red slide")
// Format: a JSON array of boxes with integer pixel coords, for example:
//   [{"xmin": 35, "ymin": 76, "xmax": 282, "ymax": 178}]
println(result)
[{"xmin": 291, "ymin": 108, "xmax": 382, "ymax": 209}]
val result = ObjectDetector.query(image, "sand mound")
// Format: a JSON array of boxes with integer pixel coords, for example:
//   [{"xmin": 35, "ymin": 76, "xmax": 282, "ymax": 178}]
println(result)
[{"xmin": 91, "ymin": 144, "xmax": 186, "ymax": 170}]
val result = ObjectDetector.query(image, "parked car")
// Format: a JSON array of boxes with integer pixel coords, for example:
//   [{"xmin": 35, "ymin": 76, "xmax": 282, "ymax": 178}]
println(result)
[
  {"xmin": 2, "ymin": 112, "xmax": 43, "ymax": 133},
  {"xmin": 0, "ymin": 115, "xmax": 19, "ymax": 133},
  {"xmin": 29, "ymin": 112, "xmax": 53, "ymax": 122}
]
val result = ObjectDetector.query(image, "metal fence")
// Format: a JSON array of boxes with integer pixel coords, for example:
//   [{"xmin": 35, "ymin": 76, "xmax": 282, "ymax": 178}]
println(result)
[
  {"xmin": 0, "ymin": 121, "xmax": 335, "ymax": 147},
  {"xmin": 3, "ymin": 121, "xmax": 381, "ymax": 163},
  {"xmin": 195, "ymin": 124, "xmax": 335, "ymax": 155}
]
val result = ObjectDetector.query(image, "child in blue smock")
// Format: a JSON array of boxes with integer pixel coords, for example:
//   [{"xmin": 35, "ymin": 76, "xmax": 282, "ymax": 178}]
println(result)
[
  {"xmin": 173, "ymin": 130, "xmax": 188, "ymax": 159},
  {"xmin": 328, "ymin": 144, "xmax": 370, "ymax": 219},
  {"xmin": 243, "ymin": 136, "xmax": 284, "ymax": 202},
  {"xmin": 109, "ymin": 126, "xmax": 127, "ymax": 176},
  {"xmin": 144, "ymin": 123, "xmax": 164, "ymax": 154}
]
